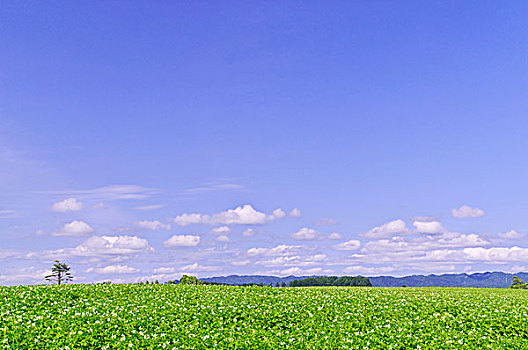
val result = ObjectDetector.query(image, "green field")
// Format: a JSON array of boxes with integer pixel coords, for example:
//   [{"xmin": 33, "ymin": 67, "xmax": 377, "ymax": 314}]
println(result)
[{"xmin": 1, "ymin": 285, "xmax": 528, "ymax": 349}]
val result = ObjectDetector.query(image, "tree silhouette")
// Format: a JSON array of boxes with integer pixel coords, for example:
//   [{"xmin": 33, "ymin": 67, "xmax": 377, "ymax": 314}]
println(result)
[{"xmin": 45, "ymin": 260, "xmax": 73, "ymax": 285}]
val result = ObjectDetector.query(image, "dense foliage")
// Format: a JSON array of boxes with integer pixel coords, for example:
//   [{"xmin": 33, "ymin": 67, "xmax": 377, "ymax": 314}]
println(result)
[
  {"xmin": 178, "ymin": 275, "xmax": 202, "ymax": 285},
  {"xmin": 1, "ymin": 284, "xmax": 528, "ymax": 349},
  {"xmin": 289, "ymin": 276, "xmax": 371, "ymax": 287},
  {"xmin": 510, "ymin": 276, "xmax": 528, "ymax": 289}
]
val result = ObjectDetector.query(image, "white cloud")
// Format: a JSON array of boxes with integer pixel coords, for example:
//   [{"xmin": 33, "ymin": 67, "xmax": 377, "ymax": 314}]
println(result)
[
  {"xmin": 94, "ymin": 265, "xmax": 139, "ymax": 274},
  {"xmin": 211, "ymin": 226, "xmax": 231, "ymax": 235},
  {"xmin": 507, "ymin": 265, "xmax": 528, "ymax": 274},
  {"xmin": 328, "ymin": 232, "xmax": 342, "ymax": 240},
  {"xmin": 78, "ymin": 235, "xmax": 152, "ymax": 255},
  {"xmin": 269, "ymin": 266, "xmax": 333, "ymax": 276},
  {"xmin": 173, "ymin": 213, "xmax": 204, "ymax": 226},
  {"xmin": 360, "ymin": 239, "xmax": 408, "ymax": 254},
  {"xmin": 163, "ymin": 235, "xmax": 200, "ymax": 247},
  {"xmin": 463, "ymin": 246, "xmax": 528, "ymax": 262},
  {"xmin": 51, "ymin": 198, "xmax": 83, "ymax": 212},
  {"xmin": 135, "ymin": 220, "xmax": 171, "ymax": 230},
  {"xmin": 270, "ymin": 208, "xmax": 286, "ymax": 220},
  {"xmin": 173, "ymin": 205, "xmax": 287, "ymax": 226},
  {"xmin": 291, "ymin": 227, "xmax": 321, "ymax": 240},
  {"xmin": 498, "ymin": 230, "xmax": 522, "ymax": 240},
  {"xmin": 305, "ymin": 267, "xmax": 323, "ymax": 274},
  {"xmin": 360, "ymin": 232, "xmax": 489, "ymax": 256},
  {"xmin": 255, "ymin": 256, "xmax": 303, "ymax": 267},
  {"xmin": 212, "ymin": 205, "xmax": 268, "ymax": 225},
  {"xmin": 231, "ymin": 260, "xmax": 251, "ymax": 266},
  {"xmin": 413, "ymin": 220, "xmax": 446, "ymax": 234},
  {"xmin": 242, "ymin": 228, "xmax": 254, "ymax": 237},
  {"xmin": 435, "ymin": 232, "xmax": 489, "ymax": 248},
  {"xmin": 256, "ymin": 254, "xmax": 327, "ymax": 268},
  {"xmin": 181, "ymin": 262, "xmax": 220, "ymax": 272},
  {"xmin": 452, "ymin": 205, "xmax": 485, "ymax": 219},
  {"xmin": 344, "ymin": 265, "xmax": 395, "ymax": 275},
  {"xmin": 52, "ymin": 220, "xmax": 94, "ymax": 237},
  {"xmin": 289, "ymin": 208, "xmax": 301, "ymax": 217},
  {"xmin": 360, "ymin": 219, "xmax": 409, "ymax": 238},
  {"xmin": 280, "ymin": 267, "xmax": 303, "ymax": 276},
  {"xmin": 334, "ymin": 239, "xmax": 361, "ymax": 251},
  {"xmin": 134, "ymin": 204, "xmax": 165, "ymax": 211},
  {"xmin": 216, "ymin": 235, "xmax": 230, "ymax": 242},
  {"xmin": 247, "ymin": 244, "xmax": 302, "ymax": 256},
  {"xmin": 0, "ymin": 267, "xmax": 48, "ymax": 284},
  {"xmin": 27, "ymin": 235, "xmax": 153, "ymax": 260},
  {"xmin": 153, "ymin": 267, "xmax": 176, "ymax": 274}
]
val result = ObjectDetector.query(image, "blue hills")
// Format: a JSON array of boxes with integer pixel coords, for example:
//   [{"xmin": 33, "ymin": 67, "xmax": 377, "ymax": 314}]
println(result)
[{"xmin": 201, "ymin": 271, "xmax": 528, "ymax": 288}]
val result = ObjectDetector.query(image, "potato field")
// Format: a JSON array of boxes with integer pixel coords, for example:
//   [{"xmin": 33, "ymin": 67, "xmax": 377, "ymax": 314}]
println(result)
[{"xmin": 1, "ymin": 284, "xmax": 528, "ymax": 349}]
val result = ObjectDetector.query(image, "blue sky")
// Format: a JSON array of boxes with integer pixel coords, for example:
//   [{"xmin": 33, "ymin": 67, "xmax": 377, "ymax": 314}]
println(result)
[{"xmin": 2, "ymin": 2, "xmax": 528, "ymax": 284}]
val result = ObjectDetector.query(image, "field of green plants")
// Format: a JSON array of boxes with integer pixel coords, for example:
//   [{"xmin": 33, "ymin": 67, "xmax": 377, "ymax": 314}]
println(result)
[{"xmin": 1, "ymin": 284, "xmax": 527, "ymax": 349}]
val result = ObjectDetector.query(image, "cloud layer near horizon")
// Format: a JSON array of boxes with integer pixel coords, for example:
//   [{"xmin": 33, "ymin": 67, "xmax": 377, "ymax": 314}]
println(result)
[{"xmin": 3, "ymin": 193, "xmax": 527, "ymax": 286}]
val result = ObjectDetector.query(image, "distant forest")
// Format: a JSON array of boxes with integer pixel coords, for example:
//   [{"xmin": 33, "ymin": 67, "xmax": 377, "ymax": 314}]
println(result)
[{"xmin": 289, "ymin": 276, "xmax": 372, "ymax": 287}]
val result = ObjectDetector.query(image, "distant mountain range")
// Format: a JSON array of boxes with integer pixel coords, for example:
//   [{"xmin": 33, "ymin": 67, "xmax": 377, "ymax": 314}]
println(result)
[{"xmin": 201, "ymin": 272, "xmax": 528, "ymax": 288}]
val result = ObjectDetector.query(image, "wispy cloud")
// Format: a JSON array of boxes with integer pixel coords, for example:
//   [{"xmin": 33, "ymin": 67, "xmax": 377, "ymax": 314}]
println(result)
[
  {"xmin": 134, "ymin": 204, "xmax": 165, "ymax": 211},
  {"xmin": 91, "ymin": 265, "xmax": 139, "ymax": 274},
  {"xmin": 45, "ymin": 185, "xmax": 158, "ymax": 201},
  {"xmin": 0, "ymin": 267, "xmax": 48, "ymax": 284},
  {"xmin": 334, "ymin": 239, "xmax": 361, "ymax": 251},
  {"xmin": 247, "ymin": 244, "xmax": 304, "ymax": 256},
  {"xmin": 184, "ymin": 183, "xmax": 243, "ymax": 194},
  {"xmin": 180, "ymin": 262, "xmax": 220, "ymax": 272},
  {"xmin": 0, "ymin": 210, "xmax": 16, "ymax": 218}
]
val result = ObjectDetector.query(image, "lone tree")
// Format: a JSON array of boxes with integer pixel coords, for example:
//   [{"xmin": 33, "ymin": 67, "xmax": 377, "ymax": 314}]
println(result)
[
  {"xmin": 45, "ymin": 260, "xmax": 73, "ymax": 285},
  {"xmin": 510, "ymin": 276, "xmax": 528, "ymax": 289}
]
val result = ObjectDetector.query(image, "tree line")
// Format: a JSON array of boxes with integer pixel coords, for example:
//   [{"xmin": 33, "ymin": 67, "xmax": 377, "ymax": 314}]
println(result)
[
  {"xmin": 49, "ymin": 262, "xmax": 528, "ymax": 289},
  {"xmin": 289, "ymin": 276, "xmax": 371, "ymax": 287},
  {"xmin": 43, "ymin": 261, "xmax": 374, "ymax": 288}
]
